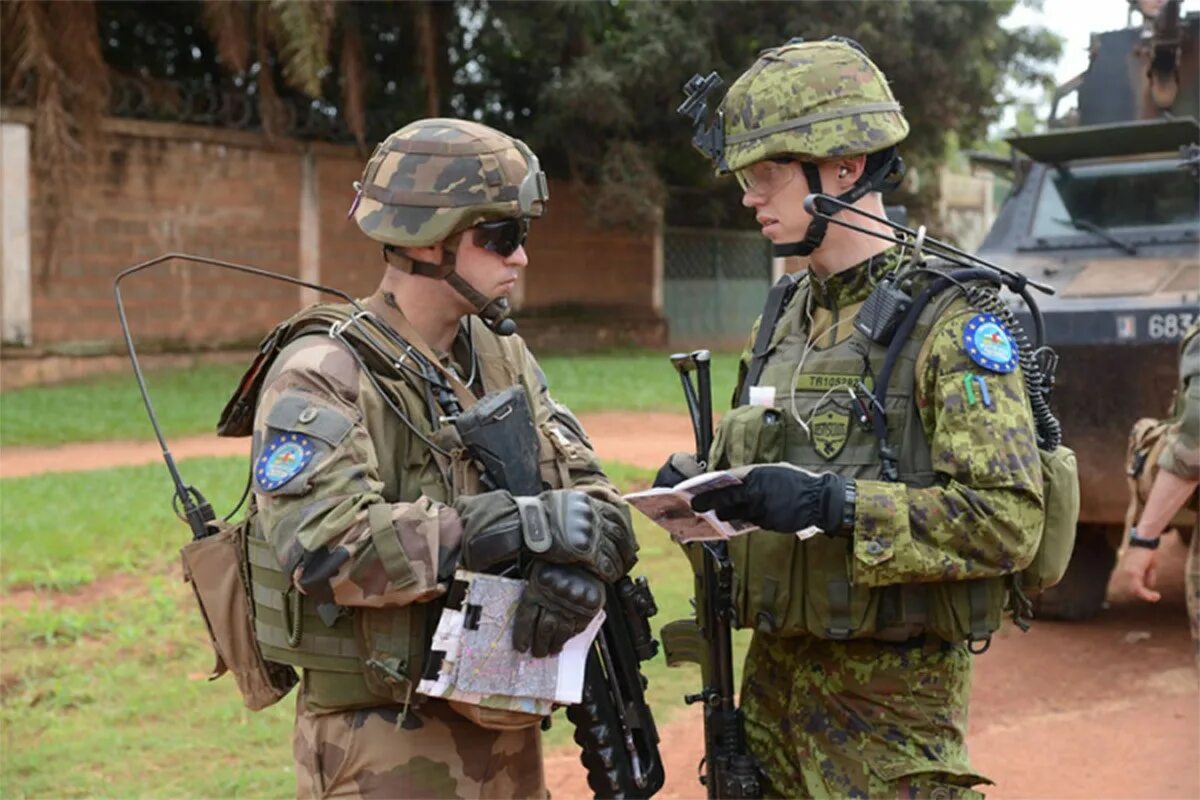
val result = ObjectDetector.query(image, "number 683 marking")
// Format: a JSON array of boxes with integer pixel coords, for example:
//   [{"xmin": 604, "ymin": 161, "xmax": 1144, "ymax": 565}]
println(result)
[{"xmin": 1148, "ymin": 312, "xmax": 1197, "ymax": 340}]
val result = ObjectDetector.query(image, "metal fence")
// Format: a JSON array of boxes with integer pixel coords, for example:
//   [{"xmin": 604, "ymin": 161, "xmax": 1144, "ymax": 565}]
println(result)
[{"xmin": 663, "ymin": 227, "xmax": 773, "ymax": 346}]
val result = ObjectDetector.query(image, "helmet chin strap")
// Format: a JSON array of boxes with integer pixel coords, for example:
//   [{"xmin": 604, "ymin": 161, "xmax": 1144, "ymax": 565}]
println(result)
[
  {"xmin": 390, "ymin": 238, "xmax": 518, "ymax": 337},
  {"xmin": 773, "ymin": 149, "xmax": 905, "ymax": 258},
  {"xmin": 443, "ymin": 271, "xmax": 517, "ymax": 336}
]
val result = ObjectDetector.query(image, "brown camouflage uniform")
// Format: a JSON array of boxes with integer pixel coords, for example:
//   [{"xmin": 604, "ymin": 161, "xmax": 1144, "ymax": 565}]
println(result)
[
  {"xmin": 253, "ymin": 294, "xmax": 621, "ymax": 798},
  {"xmin": 1159, "ymin": 324, "xmax": 1200, "ymax": 645}
]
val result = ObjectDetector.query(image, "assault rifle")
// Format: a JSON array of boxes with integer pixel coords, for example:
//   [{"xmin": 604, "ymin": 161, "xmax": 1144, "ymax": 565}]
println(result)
[
  {"xmin": 451, "ymin": 386, "xmax": 665, "ymax": 799},
  {"xmin": 659, "ymin": 351, "xmax": 762, "ymax": 799}
]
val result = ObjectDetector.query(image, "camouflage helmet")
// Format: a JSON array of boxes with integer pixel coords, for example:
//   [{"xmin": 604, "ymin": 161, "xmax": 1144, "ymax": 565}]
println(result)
[
  {"xmin": 719, "ymin": 39, "xmax": 910, "ymax": 172},
  {"xmin": 352, "ymin": 118, "xmax": 549, "ymax": 248}
]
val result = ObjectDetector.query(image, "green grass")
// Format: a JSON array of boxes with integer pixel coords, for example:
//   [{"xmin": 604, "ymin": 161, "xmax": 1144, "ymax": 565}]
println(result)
[
  {"xmin": 538, "ymin": 350, "xmax": 741, "ymax": 413},
  {"xmin": 0, "ymin": 350, "xmax": 741, "ymax": 448},
  {"xmin": 1, "ymin": 459, "xmax": 748, "ymax": 797},
  {"xmin": 0, "ymin": 457, "xmax": 251, "ymax": 591},
  {"xmin": 0, "ymin": 363, "xmax": 248, "ymax": 447}
]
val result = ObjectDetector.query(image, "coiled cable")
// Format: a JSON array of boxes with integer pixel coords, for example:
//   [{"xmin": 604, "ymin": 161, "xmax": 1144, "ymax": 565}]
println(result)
[{"xmin": 963, "ymin": 285, "xmax": 1062, "ymax": 451}]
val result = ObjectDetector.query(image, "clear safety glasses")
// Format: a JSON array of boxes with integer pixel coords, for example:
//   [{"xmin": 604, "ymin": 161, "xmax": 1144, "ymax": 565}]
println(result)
[{"xmin": 734, "ymin": 157, "xmax": 799, "ymax": 196}]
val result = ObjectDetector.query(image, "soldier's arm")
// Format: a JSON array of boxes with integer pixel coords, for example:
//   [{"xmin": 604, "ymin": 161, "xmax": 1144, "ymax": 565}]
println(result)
[
  {"xmin": 1136, "ymin": 346, "xmax": 1200, "ymax": 536},
  {"xmin": 1157, "ymin": 332, "xmax": 1200, "ymax": 482},
  {"xmin": 850, "ymin": 307, "xmax": 1045, "ymax": 587},
  {"xmin": 253, "ymin": 336, "xmax": 461, "ymax": 611}
]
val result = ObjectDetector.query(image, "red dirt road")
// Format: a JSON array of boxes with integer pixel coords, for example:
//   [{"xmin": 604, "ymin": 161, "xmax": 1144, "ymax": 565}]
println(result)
[
  {"xmin": 547, "ymin": 534, "xmax": 1199, "ymax": 800},
  {"xmin": 0, "ymin": 411, "xmax": 696, "ymax": 479},
  {"xmin": 3, "ymin": 411, "xmax": 1196, "ymax": 798}
]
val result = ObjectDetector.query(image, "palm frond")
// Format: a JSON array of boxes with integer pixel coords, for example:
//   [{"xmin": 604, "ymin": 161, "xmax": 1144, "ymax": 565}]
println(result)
[
  {"xmin": 339, "ymin": 21, "xmax": 366, "ymax": 152},
  {"xmin": 51, "ymin": 1, "xmax": 109, "ymax": 133},
  {"xmin": 1, "ymin": 0, "xmax": 33, "ymax": 94},
  {"xmin": 201, "ymin": 0, "xmax": 251, "ymax": 73},
  {"xmin": 269, "ymin": 0, "xmax": 335, "ymax": 98},
  {"xmin": 255, "ymin": 2, "xmax": 286, "ymax": 138}
]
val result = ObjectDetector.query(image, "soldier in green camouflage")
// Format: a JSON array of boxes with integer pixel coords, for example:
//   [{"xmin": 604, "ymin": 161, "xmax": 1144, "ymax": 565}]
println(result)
[
  {"xmin": 659, "ymin": 38, "xmax": 1046, "ymax": 798},
  {"xmin": 1114, "ymin": 322, "xmax": 1200, "ymax": 654},
  {"xmin": 244, "ymin": 118, "xmax": 638, "ymax": 798}
]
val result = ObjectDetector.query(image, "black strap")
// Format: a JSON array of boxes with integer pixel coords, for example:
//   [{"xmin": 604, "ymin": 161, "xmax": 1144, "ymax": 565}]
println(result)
[{"xmin": 738, "ymin": 273, "xmax": 801, "ymax": 405}]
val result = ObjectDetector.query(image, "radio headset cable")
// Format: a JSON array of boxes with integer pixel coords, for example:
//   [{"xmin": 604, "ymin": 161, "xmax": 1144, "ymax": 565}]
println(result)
[{"xmin": 114, "ymin": 252, "xmax": 454, "ymax": 535}]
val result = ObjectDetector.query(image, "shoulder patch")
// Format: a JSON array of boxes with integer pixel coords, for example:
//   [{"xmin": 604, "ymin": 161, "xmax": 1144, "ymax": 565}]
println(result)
[
  {"xmin": 962, "ymin": 313, "xmax": 1019, "ymax": 374},
  {"xmin": 256, "ymin": 433, "xmax": 317, "ymax": 491}
]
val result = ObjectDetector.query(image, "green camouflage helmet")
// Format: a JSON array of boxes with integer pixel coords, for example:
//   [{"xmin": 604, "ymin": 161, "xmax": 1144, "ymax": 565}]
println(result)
[
  {"xmin": 352, "ymin": 118, "xmax": 549, "ymax": 248},
  {"xmin": 720, "ymin": 39, "xmax": 910, "ymax": 173}
]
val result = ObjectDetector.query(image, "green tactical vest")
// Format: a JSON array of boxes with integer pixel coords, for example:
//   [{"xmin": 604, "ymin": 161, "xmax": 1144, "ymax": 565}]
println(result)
[
  {"xmin": 714, "ymin": 277, "xmax": 1006, "ymax": 645},
  {"xmin": 219, "ymin": 302, "xmax": 548, "ymax": 713}
]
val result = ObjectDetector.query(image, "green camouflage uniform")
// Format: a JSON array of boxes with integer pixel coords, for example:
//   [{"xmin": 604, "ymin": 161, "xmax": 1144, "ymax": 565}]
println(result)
[
  {"xmin": 733, "ymin": 252, "xmax": 1044, "ymax": 799},
  {"xmin": 695, "ymin": 39, "xmax": 1045, "ymax": 798},
  {"xmin": 1158, "ymin": 324, "xmax": 1200, "ymax": 645}
]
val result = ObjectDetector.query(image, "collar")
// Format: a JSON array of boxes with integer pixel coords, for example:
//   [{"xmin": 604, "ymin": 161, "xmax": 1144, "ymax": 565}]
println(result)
[
  {"xmin": 371, "ymin": 290, "xmax": 477, "ymax": 382},
  {"xmin": 808, "ymin": 246, "xmax": 904, "ymax": 310}
]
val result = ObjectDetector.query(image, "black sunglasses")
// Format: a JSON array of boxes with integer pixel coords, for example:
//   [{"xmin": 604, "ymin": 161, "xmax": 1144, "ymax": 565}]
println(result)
[{"xmin": 473, "ymin": 217, "xmax": 529, "ymax": 258}]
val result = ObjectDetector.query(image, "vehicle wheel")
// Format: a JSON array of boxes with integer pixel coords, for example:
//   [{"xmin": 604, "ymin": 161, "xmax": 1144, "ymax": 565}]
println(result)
[{"xmin": 1032, "ymin": 527, "xmax": 1118, "ymax": 621}]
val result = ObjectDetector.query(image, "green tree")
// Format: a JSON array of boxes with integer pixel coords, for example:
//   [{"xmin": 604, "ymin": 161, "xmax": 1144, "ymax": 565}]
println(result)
[{"xmin": 2, "ymin": 0, "xmax": 1061, "ymax": 235}]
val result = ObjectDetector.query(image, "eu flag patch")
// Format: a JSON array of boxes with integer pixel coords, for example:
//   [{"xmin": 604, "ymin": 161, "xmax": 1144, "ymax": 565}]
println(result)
[
  {"xmin": 962, "ymin": 313, "xmax": 1018, "ymax": 374},
  {"xmin": 256, "ymin": 433, "xmax": 316, "ymax": 491}
]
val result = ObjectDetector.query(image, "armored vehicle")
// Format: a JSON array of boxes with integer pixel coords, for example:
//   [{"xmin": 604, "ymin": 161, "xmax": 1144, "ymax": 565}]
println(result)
[{"xmin": 977, "ymin": 1, "xmax": 1199, "ymax": 619}]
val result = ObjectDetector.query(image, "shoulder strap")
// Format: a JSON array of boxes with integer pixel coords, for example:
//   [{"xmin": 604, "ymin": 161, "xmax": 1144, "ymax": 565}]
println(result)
[
  {"xmin": 217, "ymin": 304, "xmax": 361, "ymax": 437},
  {"xmin": 737, "ymin": 273, "xmax": 802, "ymax": 406}
]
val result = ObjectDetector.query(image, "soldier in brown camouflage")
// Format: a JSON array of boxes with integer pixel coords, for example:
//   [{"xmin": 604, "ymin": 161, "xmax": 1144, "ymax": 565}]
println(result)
[
  {"xmin": 246, "ymin": 118, "xmax": 638, "ymax": 798},
  {"xmin": 660, "ymin": 38, "xmax": 1047, "ymax": 798},
  {"xmin": 1115, "ymin": 322, "xmax": 1200, "ymax": 655}
]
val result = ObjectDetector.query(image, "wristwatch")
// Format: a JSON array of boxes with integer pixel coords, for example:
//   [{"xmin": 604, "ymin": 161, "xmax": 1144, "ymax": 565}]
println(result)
[
  {"xmin": 1127, "ymin": 527, "xmax": 1160, "ymax": 550},
  {"xmin": 840, "ymin": 479, "xmax": 858, "ymax": 534}
]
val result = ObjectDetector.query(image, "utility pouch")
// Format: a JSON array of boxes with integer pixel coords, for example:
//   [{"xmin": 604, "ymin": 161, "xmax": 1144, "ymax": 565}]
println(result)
[
  {"xmin": 1021, "ymin": 445, "xmax": 1081, "ymax": 594},
  {"xmin": 709, "ymin": 405, "xmax": 797, "ymax": 632},
  {"xmin": 925, "ymin": 578, "xmax": 1006, "ymax": 645},
  {"xmin": 179, "ymin": 518, "xmax": 297, "ymax": 710},
  {"xmin": 447, "ymin": 701, "xmax": 545, "ymax": 732},
  {"xmin": 802, "ymin": 536, "xmax": 877, "ymax": 639},
  {"xmin": 709, "ymin": 403, "xmax": 786, "ymax": 469}
]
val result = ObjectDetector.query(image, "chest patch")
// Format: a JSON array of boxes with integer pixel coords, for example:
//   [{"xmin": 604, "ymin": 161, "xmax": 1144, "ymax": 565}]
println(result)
[
  {"xmin": 963, "ymin": 313, "xmax": 1018, "ymax": 374},
  {"xmin": 810, "ymin": 409, "xmax": 851, "ymax": 461},
  {"xmin": 256, "ymin": 433, "xmax": 316, "ymax": 491}
]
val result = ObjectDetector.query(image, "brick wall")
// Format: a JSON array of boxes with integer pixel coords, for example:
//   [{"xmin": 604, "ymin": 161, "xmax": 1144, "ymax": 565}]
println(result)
[{"xmin": 1, "ymin": 112, "xmax": 663, "ymax": 378}]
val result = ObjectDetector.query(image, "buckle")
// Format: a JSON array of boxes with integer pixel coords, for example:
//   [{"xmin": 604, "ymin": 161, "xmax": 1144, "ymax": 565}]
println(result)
[{"xmin": 329, "ymin": 310, "xmax": 373, "ymax": 339}]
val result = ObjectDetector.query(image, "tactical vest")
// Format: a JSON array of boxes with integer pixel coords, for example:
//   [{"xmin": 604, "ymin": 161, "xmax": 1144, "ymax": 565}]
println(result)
[
  {"xmin": 714, "ymin": 278, "xmax": 1007, "ymax": 645},
  {"xmin": 219, "ymin": 302, "xmax": 573, "ymax": 713}
]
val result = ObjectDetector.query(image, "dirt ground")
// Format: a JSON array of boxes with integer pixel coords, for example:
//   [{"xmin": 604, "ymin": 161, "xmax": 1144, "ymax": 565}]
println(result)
[{"xmin": 3, "ymin": 410, "xmax": 1197, "ymax": 798}]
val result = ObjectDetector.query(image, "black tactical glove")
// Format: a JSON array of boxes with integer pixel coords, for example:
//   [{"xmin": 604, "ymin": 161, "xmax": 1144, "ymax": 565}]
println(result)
[
  {"xmin": 653, "ymin": 451, "xmax": 703, "ymax": 488},
  {"xmin": 689, "ymin": 464, "xmax": 854, "ymax": 536},
  {"xmin": 454, "ymin": 490, "xmax": 525, "ymax": 572},
  {"xmin": 513, "ymin": 562, "xmax": 604, "ymax": 657},
  {"xmin": 453, "ymin": 489, "xmax": 638, "ymax": 581},
  {"xmin": 518, "ymin": 489, "xmax": 638, "ymax": 583}
]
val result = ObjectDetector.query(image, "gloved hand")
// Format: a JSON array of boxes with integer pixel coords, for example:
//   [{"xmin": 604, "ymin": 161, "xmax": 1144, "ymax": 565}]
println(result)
[
  {"xmin": 653, "ymin": 451, "xmax": 704, "ymax": 488},
  {"xmin": 514, "ymin": 562, "xmax": 604, "ymax": 657},
  {"xmin": 689, "ymin": 464, "xmax": 853, "ymax": 536},
  {"xmin": 453, "ymin": 489, "xmax": 638, "ymax": 581},
  {"xmin": 454, "ymin": 489, "xmax": 524, "ymax": 572},
  {"xmin": 522, "ymin": 489, "xmax": 638, "ymax": 583}
]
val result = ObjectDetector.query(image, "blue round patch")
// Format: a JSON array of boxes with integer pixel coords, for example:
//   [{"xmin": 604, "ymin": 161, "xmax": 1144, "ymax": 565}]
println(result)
[
  {"xmin": 255, "ymin": 433, "xmax": 316, "ymax": 491},
  {"xmin": 962, "ymin": 313, "xmax": 1019, "ymax": 374}
]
